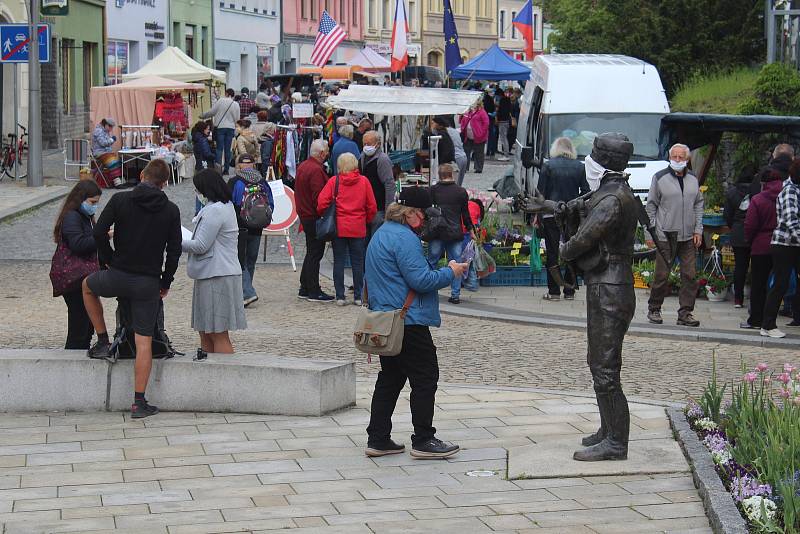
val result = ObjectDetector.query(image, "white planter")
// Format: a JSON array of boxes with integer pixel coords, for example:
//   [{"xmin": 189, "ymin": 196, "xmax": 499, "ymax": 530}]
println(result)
[{"xmin": 706, "ymin": 285, "xmax": 727, "ymax": 302}]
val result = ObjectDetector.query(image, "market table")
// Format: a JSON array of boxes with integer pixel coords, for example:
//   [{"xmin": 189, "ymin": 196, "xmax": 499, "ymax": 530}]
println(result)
[{"xmin": 119, "ymin": 147, "xmax": 154, "ymax": 184}]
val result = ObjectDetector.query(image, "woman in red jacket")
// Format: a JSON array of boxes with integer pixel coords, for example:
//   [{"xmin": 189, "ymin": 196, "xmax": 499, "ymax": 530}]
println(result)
[
  {"xmin": 317, "ymin": 152, "xmax": 377, "ymax": 306},
  {"xmin": 460, "ymin": 100, "xmax": 490, "ymax": 174}
]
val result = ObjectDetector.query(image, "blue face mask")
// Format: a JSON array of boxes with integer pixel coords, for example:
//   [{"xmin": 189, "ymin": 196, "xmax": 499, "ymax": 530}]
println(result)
[{"xmin": 80, "ymin": 201, "xmax": 97, "ymax": 217}]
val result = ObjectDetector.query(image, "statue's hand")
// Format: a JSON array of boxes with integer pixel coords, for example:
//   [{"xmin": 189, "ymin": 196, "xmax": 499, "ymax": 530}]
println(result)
[{"xmin": 521, "ymin": 190, "xmax": 559, "ymax": 214}]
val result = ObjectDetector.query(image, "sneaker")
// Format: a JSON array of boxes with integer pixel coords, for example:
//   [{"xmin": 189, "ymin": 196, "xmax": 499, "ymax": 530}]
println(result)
[
  {"xmin": 463, "ymin": 284, "xmax": 478, "ymax": 292},
  {"xmin": 365, "ymin": 439, "xmax": 405, "ymax": 457},
  {"xmin": 336, "ymin": 299, "xmax": 348, "ymax": 306},
  {"xmin": 647, "ymin": 309, "xmax": 663, "ymax": 324},
  {"xmin": 448, "ymin": 297, "xmax": 460, "ymax": 304},
  {"xmin": 307, "ymin": 292, "xmax": 335, "ymax": 302},
  {"xmin": 734, "ymin": 299, "xmax": 743, "ymax": 309},
  {"xmin": 677, "ymin": 314, "xmax": 700, "ymax": 327},
  {"xmin": 243, "ymin": 296, "xmax": 259, "ymax": 308},
  {"xmin": 297, "ymin": 289, "xmax": 309, "ymax": 300},
  {"xmin": 563, "ymin": 294, "xmax": 575, "ymax": 300},
  {"xmin": 411, "ymin": 437, "xmax": 460, "ymax": 459},
  {"xmin": 739, "ymin": 321, "xmax": 757, "ymax": 330},
  {"xmin": 496, "ymin": 155, "xmax": 509, "ymax": 161},
  {"xmin": 353, "ymin": 299, "xmax": 363, "ymax": 306},
  {"xmin": 542, "ymin": 293, "xmax": 560, "ymax": 301},
  {"xmin": 786, "ymin": 320, "xmax": 800, "ymax": 327},
  {"xmin": 474, "ymin": 170, "xmax": 482, "ymax": 174},
  {"xmin": 761, "ymin": 328, "xmax": 786, "ymax": 339},
  {"xmin": 87, "ymin": 339, "xmax": 112, "ymax": 360},
  {"xmin": 131, "ymin": 401, "xmax": 159, "ymax": 419}
]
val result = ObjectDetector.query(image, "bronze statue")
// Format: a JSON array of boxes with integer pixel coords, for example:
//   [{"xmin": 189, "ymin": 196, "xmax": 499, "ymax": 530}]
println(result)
[{"xmin": 523, "ymin": 133, "xmax": 638, "ymax": 461}]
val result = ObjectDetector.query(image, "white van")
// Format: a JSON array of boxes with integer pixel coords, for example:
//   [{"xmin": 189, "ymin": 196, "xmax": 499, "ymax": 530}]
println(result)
[{"xmin": 514, "ymin": 54, "xmax": 670, "ymax": 196}]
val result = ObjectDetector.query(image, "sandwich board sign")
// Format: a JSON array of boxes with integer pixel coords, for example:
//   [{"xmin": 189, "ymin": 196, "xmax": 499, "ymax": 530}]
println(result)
[{"xmin": 0, "ymin": 24, "xmax": 50, "ymax": 63}]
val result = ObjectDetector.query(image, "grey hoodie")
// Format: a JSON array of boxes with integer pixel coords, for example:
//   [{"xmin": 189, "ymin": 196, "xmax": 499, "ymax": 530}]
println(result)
[{"xmin": 645, "ymin": 167, "xmax": 704, "ymax": 242}]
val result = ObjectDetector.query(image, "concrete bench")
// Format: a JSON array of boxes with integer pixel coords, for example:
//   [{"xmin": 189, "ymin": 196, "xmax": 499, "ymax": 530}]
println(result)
[{"xmin": 0, "ymin": 349, "xmax": 355, "ymax": 416}]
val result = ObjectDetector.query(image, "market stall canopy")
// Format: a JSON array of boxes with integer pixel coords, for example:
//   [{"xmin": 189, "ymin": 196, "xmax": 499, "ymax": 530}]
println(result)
[
  {"xmin": 122, "ymin": 46, "xmax": 227, "ymax": 84},
  {"xmin": 90, "ymin": 76, "xmax": 204, "ymax": 145},
  {"xmin": 450, "ymin": 44, "xmax": 531, "ymax": 82},
  {"xmin": 326, "ymin": 85, "xmax": 483, "ymax": 116},
  {"xmin": 658, "ymin": 112, "xmax": 800, "ymax": 157},
  {"xmin": 345, "ymin": 47, "xmax": 391, "ymax": 72},
  {"xmin": 299, "ymin": 66, "xmax": 359, "ymax": 81}
]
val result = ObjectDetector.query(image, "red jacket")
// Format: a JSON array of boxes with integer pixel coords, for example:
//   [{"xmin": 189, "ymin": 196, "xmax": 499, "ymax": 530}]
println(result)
[
  {"xmin": 295, "ymin": 157, "xmax": 328, "ymax": 221},
  {"xmin": 460, "ymin": 108, "xmax": 490, "ymax": 144},
  {"xmin": 317, "ymin": 170, "xmax": 377, "ymax": 238},
  {"xmin": 461, "ymin": 199, "xmax": 482, "ymax": 234},
  {"xmin": 744, "ymin": 179, "xmax": 783, "ymax": 255}
]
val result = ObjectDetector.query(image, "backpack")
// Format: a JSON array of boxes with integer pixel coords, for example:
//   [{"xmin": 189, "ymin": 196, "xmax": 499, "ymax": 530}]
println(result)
[
  {"xmin": 240, "ymin": 183, "xmax": 273, "ymax": 231},
  {"xmin": 108, "ymin": 299, "xmax": 182, "ymax": 362}
]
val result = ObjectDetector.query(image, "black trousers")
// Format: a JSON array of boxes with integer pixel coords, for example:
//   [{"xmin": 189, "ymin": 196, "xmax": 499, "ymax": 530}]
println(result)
[
  {"xmin": 542, "ymin": 218, "xmax": 575, "ymax": 296},
  {"xmin": 732, "ymin": 246, "xmax": 751, "ymax": 303},
  {"xmin": 746, "ymin": 254, "xmax": 772, "ymax": 328},
  {"xmin": 763, "ymin": 245, "xmax": 800, "ymax": 330},
  {"xmin": 367, "ymin": 326, "xmax": 439, "ymax": 447},
  {"xmin": 63, "ymin": 289, "xmax": 93, "ymax": 350},
  {"xmin": 299, "ymin": 218, "xmax": 326, "ymax": 295}
]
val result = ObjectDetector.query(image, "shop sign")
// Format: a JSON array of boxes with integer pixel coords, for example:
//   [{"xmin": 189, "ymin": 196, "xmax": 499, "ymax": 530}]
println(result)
[
  {"xmin": 144, "ymin": 21, "xmax": 165, "ymax": 40},
  {"xmin": 41, "ymin": 0, "xmax": 68, "ymax": 16},
  {"xmin": 407, "ymin": 43, "xmax": 420, "ymax": 57},
  {"xmin": 366, "ymin": 43, "xmax": 391, "ymax": 55},
  {"xmin": 116, "ymin": 0, "xmax": 157, "ymax": 8}
]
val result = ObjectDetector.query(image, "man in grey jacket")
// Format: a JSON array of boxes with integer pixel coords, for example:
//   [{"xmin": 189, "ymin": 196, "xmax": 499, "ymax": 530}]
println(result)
[
  {"xmin": 201, "ymin": 88, "xmax": 240, "ymax": 175},
  {"xmin": 360, "ymin": 130, "xmax": 396, "ymax": 239},
  {"xmin": 645, "ymin": 143, "xmax": 704, "ymax": 327}
]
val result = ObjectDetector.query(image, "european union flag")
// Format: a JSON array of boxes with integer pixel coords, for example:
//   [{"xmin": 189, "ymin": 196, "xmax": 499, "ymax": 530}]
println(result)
[{"xmin": 443, "ymin": 0, "xmax": 462, "ymax": 75}]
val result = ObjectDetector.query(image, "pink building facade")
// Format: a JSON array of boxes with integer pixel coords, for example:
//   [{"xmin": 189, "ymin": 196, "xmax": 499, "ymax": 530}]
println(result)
[{"xmin": 282, "ymin": 0, "xmax": 365, "ymax": 71}]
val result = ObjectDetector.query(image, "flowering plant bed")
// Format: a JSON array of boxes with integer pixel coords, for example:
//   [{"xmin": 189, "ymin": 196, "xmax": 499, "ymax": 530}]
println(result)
[{"xmin": 686, "ymin": 360, "xmax": 800, "ymax": 532}]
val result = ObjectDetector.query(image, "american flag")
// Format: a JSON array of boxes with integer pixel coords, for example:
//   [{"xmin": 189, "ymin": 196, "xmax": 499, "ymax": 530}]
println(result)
[{"xmin": 310, "ymin": 11, "xmax": 347, "ymax": 67}]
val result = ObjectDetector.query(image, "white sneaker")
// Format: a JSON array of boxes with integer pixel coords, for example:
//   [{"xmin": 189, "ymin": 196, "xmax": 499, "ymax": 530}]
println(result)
[
  {"xmin": 496, "ymin": 155, "xmax": 509, "ymax": 161},
  {"xmin": 353, "ymin": 299, "xmax": 363, "ymax": 306},
  {"xmin": 760, "ymin": 328, "xmax": 786, "ymax": 339},
  {"xmin": 336, "ymin": 299, "xmax": 347, "ymax": 306}
]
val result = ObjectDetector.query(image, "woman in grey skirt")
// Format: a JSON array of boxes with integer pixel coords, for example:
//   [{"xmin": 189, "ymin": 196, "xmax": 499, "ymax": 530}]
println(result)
[{"xmin": 182, "ymin": 169, "xmax": 247, "ymax": 353}]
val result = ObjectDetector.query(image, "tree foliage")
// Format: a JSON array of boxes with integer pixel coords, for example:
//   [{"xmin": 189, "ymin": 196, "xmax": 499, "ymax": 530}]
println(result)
[{"xmin": 541, "ymin": 0, "xmax": 765, "ymax": 93}]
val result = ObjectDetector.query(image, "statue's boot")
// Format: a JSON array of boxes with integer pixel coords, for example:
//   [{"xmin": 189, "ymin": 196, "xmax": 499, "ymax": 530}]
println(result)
[
  {"xmin": 573, "ymin": 391, "xmax": 629, "ymax": 461},
  {"xmin": 581, "ymin": 392, "xmax": 608, "ymax": 446}
]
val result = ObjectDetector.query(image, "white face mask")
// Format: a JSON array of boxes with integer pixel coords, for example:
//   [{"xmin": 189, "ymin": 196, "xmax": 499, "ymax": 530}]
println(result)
[
  {"xmin": 363, "ymin": 145, "xmax": 377, "ymax": 156},
  {"xmin": 196, "ymin": 192, "xmax": 208, "ymax": 206},
  {"xmin": 583, "ymin": 154, "xmax": 606, "ymax": 187},
  {"xmin": 669, "ymin": 160, "xmax": 687, "ymax": 172}
]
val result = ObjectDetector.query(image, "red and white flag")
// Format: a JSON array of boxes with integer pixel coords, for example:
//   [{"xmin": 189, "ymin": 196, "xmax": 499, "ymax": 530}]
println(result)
[
  {"xmin": 310, "ymin": 11, "xmax": 347, "ymax": 68},
  {"xmin": 390, "ymin": 0, "xmax": 409, "ymax": 72}
]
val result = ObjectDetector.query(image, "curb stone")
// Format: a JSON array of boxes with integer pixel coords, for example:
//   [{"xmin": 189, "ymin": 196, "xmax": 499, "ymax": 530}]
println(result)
[{"xmin": 667, "ymin": 408, "xmax": 748, "ymax": 534}]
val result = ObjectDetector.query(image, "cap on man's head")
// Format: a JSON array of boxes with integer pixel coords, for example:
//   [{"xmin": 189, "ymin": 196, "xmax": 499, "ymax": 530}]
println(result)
[
  {"xmin": 237, "ymin": 154, "xmax": 255, "ymax": 165},
  {"xmin": 104, "ymin": 118, "xmax": 117, "ymax": 127},
  {"xmin": 398, "ymin": 186, "xmax": 432, "ymax": 209}
]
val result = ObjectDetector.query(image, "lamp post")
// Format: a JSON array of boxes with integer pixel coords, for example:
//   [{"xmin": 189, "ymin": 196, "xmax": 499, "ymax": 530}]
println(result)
[{"xmin": 27, "ymin": 0, "xmax": 43, "ymax": 187}]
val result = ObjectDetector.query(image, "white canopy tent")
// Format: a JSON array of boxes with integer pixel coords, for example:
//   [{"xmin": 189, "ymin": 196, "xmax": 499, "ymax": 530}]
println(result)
[
  {"xmin": 344, "ymin": 47, "xmax": 391, "ymax": 72},
  {"xmin": 122, "ymin": 46, "xmax": 227, "ymax": 84},
  {"xmin": 326, "ymin": 85, "xmax": 482, "ymax": 116}
]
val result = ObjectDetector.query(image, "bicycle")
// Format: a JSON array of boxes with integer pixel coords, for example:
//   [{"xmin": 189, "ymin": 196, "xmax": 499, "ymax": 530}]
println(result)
[{"xmin": 0, "ymin": 124, "xmax": 28, "ymax": 181}]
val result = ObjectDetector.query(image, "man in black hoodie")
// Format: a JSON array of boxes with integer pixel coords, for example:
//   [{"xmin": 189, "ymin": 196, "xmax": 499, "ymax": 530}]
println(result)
[{"xmin": 82, "ymin": 159, "xmax": 182, "ymax": 418}]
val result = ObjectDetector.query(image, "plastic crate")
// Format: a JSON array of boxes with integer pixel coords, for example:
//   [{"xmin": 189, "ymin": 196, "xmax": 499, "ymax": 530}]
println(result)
[
  {"xmin": 702, "ymin": 214, "xmax": 726, "ymax": 227},
  {"xmin": 389, "ymin": 149, "xmax": 417, "ymax": 172},
  {"xmin": 479, "ymin": 266, "xmax": 533, "ymax": 287},
  {"xmin": 531, "ymin": 269, "xmax": 548, "ymax": 286}
]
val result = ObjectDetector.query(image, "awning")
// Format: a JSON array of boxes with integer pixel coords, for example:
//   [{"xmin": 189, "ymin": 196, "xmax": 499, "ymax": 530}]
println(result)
[
  {"xmin": 326, "ymin": 85, "xmax": 483, "ymax": 116},
  {"xmin": 122, "ymin": 46, "xmax": 227, "ymax": 84}
]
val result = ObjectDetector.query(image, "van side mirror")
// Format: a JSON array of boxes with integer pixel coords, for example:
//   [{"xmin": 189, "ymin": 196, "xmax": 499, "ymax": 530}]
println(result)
[{"xmin": 521, "ymin": 146, "xmax": 538, "ymax": 169}]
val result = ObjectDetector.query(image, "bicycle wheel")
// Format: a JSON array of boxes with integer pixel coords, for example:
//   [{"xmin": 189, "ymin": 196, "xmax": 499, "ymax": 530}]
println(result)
[{"xmin": 4, "ymin": 141, "xmax": 27, "ymax": 180}]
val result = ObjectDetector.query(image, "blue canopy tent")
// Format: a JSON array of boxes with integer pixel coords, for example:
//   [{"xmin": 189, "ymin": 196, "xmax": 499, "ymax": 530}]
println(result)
[{"xmin": 450, "ymin": 44, "xmax": 531, "ymax": 82}]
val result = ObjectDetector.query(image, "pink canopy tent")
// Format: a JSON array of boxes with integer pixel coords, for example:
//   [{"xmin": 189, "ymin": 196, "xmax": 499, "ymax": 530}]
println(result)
[{"xmin": 90, "ymin": 75, "xmax": 205, "ymax": 147}]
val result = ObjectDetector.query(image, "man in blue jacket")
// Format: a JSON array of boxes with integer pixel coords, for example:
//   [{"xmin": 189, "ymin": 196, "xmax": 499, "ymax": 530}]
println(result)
[{"xmin": 364, "ymin": 187, "xmax": 468, "ymax": 459}]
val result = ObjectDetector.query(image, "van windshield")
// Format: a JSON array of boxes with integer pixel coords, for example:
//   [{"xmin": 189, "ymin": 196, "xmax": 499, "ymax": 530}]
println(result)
[{"xmin": 548, "ymin": 114, "xmax": 663, "ymax": 160}]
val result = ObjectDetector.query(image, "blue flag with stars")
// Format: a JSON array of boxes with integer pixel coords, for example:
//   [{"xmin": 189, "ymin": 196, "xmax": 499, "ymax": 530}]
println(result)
[{"xmin": 443, "ymin": 0, "xmax": 462, "ymax": 75}]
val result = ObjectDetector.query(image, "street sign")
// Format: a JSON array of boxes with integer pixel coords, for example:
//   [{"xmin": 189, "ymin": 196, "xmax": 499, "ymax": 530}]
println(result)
[
  {"xmin": 0, "ymin": 24, "xmax": 50, "ymax": 63},
  {"xmin": 41, "ymin": 0, "xmax": 68, "ymax": 16}
]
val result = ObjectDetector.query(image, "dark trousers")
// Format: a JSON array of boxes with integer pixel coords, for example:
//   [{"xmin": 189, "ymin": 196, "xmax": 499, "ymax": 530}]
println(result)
[
  {"xmin": 648, "ymin": 239, "xmax": 698, "ymax": 317},
  {"xmin": 463, "ymin": 140, "xmax": 486, "ymax": 172},
  {"xmin": 732, "ymin": 246, "xmax": 751, "ymax": 303},
  {"xmin": 747, "ymin": 254, "xmax": 773, "ymax": 328},
  {"xmin": 367, "ymin": 326, "xmax": 439, "ymax": 447},
  {"xmin": 214, "ymin": 127, "xmax": 235, "ymax": 174},
  {"xmin": 542, "ymin": 218, "xmax": 575, "ymax": 297},
  {"xmin": 763, "ymin": 245, "xmax": 800, "ymax": 330},
  {"xmin": 63, "ymin": 289, "xmax": 93, "ymax": 350},
  {"xmin": 300, "ymin": 218, "xmax": 325, "ymax": 296}
]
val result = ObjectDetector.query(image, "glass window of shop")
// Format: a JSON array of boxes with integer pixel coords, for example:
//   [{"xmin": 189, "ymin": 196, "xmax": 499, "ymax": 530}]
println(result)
[{"xmin": 107, "ymin": 40, "xmax": 129, "ymax": 86}]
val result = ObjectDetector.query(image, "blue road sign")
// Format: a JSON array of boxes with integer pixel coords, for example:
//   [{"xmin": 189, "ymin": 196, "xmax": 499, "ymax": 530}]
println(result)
[{"xmin": 0, "ymin": 24, "xmax": 50, "ymax": 63}]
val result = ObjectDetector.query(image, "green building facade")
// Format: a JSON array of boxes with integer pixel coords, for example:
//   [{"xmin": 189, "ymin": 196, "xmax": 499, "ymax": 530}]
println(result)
[
  {"xmin": 170, "ymin": 0, "xmax": 214, "ymax": 68},
  {"xmin": 42, "ymin": 0, "xmax": 105, "ymax": 148}
]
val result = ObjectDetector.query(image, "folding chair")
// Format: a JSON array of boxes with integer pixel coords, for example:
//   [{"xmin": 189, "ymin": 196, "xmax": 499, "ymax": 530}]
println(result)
[{"xmin": 64, "ymin": 139, "xmax": 90, "ymax": 182}]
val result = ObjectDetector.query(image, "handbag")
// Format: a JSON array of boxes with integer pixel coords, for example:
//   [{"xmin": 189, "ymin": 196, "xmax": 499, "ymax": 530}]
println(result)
[
  {"xmin": 419, "ymin": 189, "xmax": 451, "ymax": 242},
  {"xmin": 353, "ymin": 283, "xmax": 416, "ymax": 357},
  {"xmin": 315, "ymin": 176, "xmax": 339, "ymax": 242},
  {"xmin": 49, "ymin": 240, "xmax": 99, "ymax": 297}
]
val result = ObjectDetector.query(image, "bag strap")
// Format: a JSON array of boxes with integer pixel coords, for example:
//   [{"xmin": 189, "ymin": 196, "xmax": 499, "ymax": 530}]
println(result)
[
  {"xmin": 363, "ymin": 281, "xmax": 416, "ymax": 317},
  {"xmin": 214, "ymin": 98, "xmax": 236, "ymax": 127},
  {"xmin": 334, "ymin": 176, "xmax": 340, "ymax": 199}
]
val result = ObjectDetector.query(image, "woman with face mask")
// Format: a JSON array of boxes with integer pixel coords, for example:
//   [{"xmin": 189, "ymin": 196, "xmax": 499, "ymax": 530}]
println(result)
[{"xmin": 51, "ymin": 180, "xmax": 103, "ymax": 349}]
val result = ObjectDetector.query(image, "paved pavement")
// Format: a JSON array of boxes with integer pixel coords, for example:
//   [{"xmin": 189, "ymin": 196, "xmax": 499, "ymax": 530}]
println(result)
[{"xmin": 0, "ymin": 382, "xmax": 712, "ymax": 534}]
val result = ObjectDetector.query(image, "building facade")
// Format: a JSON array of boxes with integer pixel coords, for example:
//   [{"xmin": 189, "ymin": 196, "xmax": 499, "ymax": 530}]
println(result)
[
  {"xmin": 498, "ymin": 0, "xmax": 541, "ymax": 60},
  {"xmin": 105, "ymin": 0, "xmax": 170, "ymax": 83},
  {"xmin": 40, "ymin": 0, "xmax": 106, "ymax": 148},
  {"xmin": 170, "ymin": 0, "xmax": 214, "ymax": 68},
  {"xmin": 0, "ymin": 0, "xmax": 29, "ymax": 137},
  {"xmin": 363, "ymin": 0, "xmax": 422, "ymax": 65},
  {"xmin": 421, "ymin": 0, "xmax": 496, "ymax": 70},
  {"xmin": 214, "ymin": 0, "xmax": 280, "ymax": 90},
  {"xmin": 281, "ymin": 0, "xmax": 364, "ymax": 72}
]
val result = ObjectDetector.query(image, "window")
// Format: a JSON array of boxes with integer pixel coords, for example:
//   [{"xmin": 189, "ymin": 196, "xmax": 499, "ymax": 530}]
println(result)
[
  {"xmin": 368, "ymin": 0, "xmax": 375, "ymax": 28},
  {"xmin": 340, "ymin": 0, "xmax": 345, "ymax": 22},
  {"xmin": 61, "ymin": 38, "xmax": 73, "ymax": 113},
  {"xmin": 201, "ymin": 26, "xmax": 208, "ymax": 65},
  {"xmin": 427, "ymin": 50, "xmax": 440, "ymax": 68},
  {"xmin": 352, "ymin": 0, "xmax": 358, "ymax": 25},
  {"xmin": 172, "ymin": 22, "xmax": 180, "ymax": 47},
  {"xmin": 511, "ymin": 11, "xmax": 516, "ymax": 38},
  {"xmin": 147, "ymin": 42, "xmax": 157, "ymax": 60},
  {"xmin": 83, "ymin": 42, "xmax": 95, "ymax": 105},
  {"xmin": 499, "ymin": 10, "xmax": 505, "ymax": 38},
  {"xmin": 409, "ymin": 0, "xmax": 415, "ymax": 32},
  {"xmin": 184, "ymin": 25, "xmax": 195, "ymax": 59},
  {"xmin": 383, "ymin": 0, "xmax": 389, "ymax": 29},
  {"xmin": 311, "ymin": 0, "xmax": 317, "ymax": 19},
  {"xmin": 532, "ymin": 13, "xmax": 537, "ymax": 39},
  {"xmin": 301, "ymin": 0, "xmax": 307, "ymax": 18},
  {"xmin": 106, "ymin": 40, "xmax": 128, "ymax": 85}
]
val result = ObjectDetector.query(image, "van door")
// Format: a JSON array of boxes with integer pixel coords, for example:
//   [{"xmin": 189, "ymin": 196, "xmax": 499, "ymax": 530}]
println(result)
[{"xmin": 516, "ymin": 85, "xmax": 544, "ymax": 194}]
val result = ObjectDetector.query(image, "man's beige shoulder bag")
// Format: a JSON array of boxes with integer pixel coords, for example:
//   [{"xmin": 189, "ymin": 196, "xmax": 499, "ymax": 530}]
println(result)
[{"xmin": 353, "ymin": 283, "xmax": 416, "ymax": 357}]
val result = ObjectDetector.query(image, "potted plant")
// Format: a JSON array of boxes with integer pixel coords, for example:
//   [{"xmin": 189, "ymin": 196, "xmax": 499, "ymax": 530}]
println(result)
[{"xmin": 704, "ymin": 271, "xmax": 730, "ymax": 302}]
